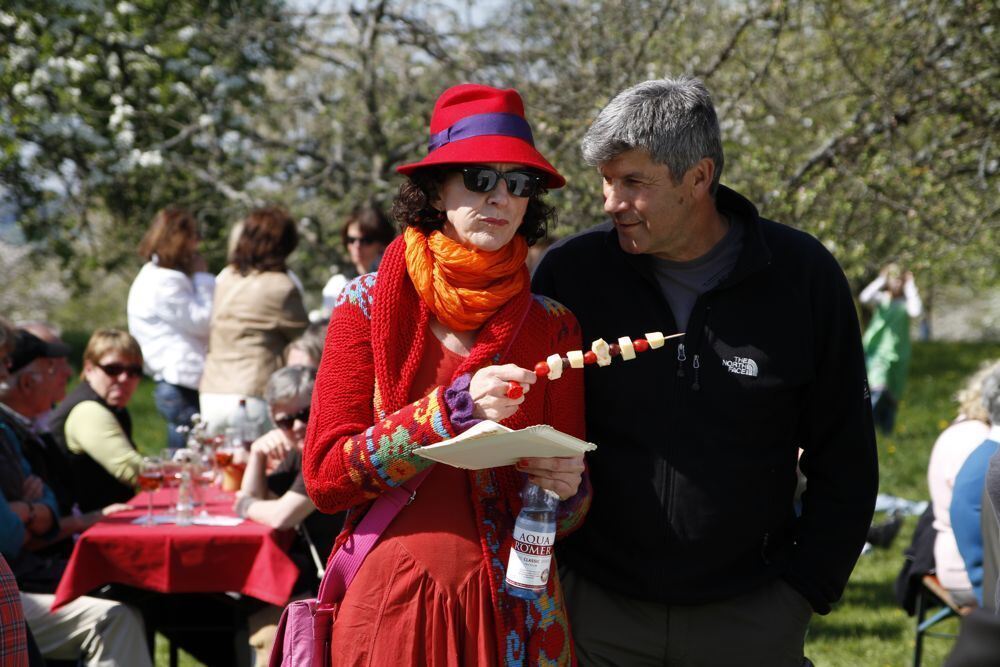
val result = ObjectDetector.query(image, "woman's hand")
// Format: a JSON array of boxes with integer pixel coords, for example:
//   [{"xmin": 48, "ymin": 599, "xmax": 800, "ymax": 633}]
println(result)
[
  {"xmin": 516, "ymin": 455, "xmax": 586, "ymax": 500},
  {"xmin": 250, "ymin": 429, "xmax": 295, "ymax": 467},
  {"xmin": 101, "ymin": 503, "xmax": 132, "ymax": 516},
  {"xmin": 469, "ymin": 364, "xmax": 537, "ymax": 421}
]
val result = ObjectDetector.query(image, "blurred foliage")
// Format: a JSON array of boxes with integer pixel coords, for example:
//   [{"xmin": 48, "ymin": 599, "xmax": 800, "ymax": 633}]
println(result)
[
  {"xmin": 0, "ymin": 0, "xmax": 297, "ymax": 285},
  {"xmin": 0, "ymin": 0, "xmax": 996, "ymax": 310}
]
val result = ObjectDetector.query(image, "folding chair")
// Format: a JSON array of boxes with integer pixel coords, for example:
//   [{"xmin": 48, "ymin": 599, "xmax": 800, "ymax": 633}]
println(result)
[{"xmin": 913, "ymin": 574, "xmax": 975, "ymax": 667}]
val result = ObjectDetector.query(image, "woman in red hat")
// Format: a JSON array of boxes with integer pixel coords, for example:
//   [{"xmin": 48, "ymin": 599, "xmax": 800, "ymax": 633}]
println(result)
[{"xmin": 303, "ymin": 84, "xmax": 589, "ymax": 665}]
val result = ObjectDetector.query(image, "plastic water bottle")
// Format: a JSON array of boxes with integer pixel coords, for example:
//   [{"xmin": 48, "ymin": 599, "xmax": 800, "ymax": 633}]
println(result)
[
  {"xmin": 505, "ymin": 481, "xmax": 559, "ymax": 599},
  {"xmin": 230, "ymin": 399, "xmax": 255, "ymax": 450}
]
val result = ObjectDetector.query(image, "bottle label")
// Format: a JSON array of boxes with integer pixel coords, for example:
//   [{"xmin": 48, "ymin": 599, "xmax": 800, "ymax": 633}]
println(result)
[{"xmin": 505, "ymin": 526, "xmax": 555, "ymax": 592}]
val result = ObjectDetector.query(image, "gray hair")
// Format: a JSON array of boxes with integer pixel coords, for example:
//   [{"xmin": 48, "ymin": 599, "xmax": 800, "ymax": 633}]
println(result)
[
  {"xmin": 582, "ymin": 76, "xmax": 725, "ymax": 195},
  {"xmin": 982, "ymin": 364, "xmax": 1000, "ymax": 425},
  {"xmin": 284, "ymin": 322, "xmax": 326, "ymax": 367},
  {"xmin": 264, "ymin": 365, "xmax": 315, "ymax": 407}
]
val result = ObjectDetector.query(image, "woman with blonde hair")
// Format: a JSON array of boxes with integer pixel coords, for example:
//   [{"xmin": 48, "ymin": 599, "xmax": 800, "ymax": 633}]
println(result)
[
  {"xmin": 927, "ymin": 359, "xmax": 1000, "ymax": 605},
  {"xmin": 49, "ymin": 329, "xmax": 145, "ymax": 513}
]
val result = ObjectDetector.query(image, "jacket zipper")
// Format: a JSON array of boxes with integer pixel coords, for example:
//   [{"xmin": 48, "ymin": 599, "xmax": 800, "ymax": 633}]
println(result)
[{"xmin": 691, "ymin": 305, "xmax": 711, "ymax": 392}]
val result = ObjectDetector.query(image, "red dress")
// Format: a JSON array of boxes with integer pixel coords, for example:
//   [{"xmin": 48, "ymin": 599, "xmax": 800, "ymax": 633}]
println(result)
[{"xmin": 330, "ymin": 334, "xmax": 498, "ymax": 667}]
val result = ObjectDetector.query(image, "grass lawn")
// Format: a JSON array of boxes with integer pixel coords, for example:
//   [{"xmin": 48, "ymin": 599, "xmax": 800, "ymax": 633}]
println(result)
[{"xmin": 120, "ymin": 340, "xmax": 1000, "ymax": 666}]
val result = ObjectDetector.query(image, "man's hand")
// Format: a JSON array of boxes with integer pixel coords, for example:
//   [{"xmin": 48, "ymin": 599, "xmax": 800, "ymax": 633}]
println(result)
[
  {"xmin": 22, "ymin": 475, "xmax": 44, "ymax": 502},
  {"xmin": 516, "ymin": 455, "xmax": 586, "ymax": 501},
  {"xmin": 470, "ymin": 364, "xmax": 537, "ymax": 421}
]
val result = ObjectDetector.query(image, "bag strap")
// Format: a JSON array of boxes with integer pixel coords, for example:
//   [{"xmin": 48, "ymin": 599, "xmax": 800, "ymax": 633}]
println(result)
[
  {"xmin": 316, "ymin": 467, "xmax": 431, "ymax": 605},
  {"xmin": 298, "ymin": 522, "xmax": 325, "ymax": 580}
]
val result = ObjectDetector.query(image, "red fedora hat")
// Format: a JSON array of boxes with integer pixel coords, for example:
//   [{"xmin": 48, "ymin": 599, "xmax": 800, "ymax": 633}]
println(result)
[{"xmin": 396, "ymin": 84, "xmax": 565, "ymax": 189}]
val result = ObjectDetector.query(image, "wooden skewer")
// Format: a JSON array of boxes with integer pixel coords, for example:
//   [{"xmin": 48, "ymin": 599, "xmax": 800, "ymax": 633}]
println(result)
[{"xmin": 505, "ymin": 332, "xmax": 686, "ymax": 398}]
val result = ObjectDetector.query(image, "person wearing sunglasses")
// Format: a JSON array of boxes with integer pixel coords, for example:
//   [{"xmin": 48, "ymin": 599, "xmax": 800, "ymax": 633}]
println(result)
[
  {"xmin": 49, "ymin": 329, "xmax": 146, "ymax": 513},
  {"xmin": 315, "ymin": 205, "xmax": 397, "ymax": 321},
  {"xmin": 232, "ymin": 365, "xmax": 344, "ymax": 665},
  {"xmin": 303, "ymin": 84, "xmax": 590, "ymax": 666}
]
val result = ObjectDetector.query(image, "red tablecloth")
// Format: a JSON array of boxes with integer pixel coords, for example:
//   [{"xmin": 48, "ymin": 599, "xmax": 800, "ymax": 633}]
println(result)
[{"xmin": 51, "ymin": 487, "xmax": 298, "ymax": 611}]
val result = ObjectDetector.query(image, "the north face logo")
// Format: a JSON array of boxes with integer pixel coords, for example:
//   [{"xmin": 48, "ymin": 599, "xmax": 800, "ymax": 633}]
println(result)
[{"xmin": 723, "ymin": 356, "xmax": 759, "ymax": 377}]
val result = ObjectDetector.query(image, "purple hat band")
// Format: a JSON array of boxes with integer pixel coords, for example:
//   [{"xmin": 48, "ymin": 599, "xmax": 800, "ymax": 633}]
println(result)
[{"xmin": 427, "ymin": 112, "xmax": 534, "ymax": 152}]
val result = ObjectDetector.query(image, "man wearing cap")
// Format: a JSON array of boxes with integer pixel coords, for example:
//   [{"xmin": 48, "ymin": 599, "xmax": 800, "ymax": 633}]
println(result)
[
  {"xmin": 533, "ymin": 77, "xmax": 878, "ymax": 665},
  {"xmin": 1, "ymin": 330, "xmax": 76, "ymax": 519},
  {"xmin": 17, "ymin": 321, "xmax": 74, "ymax": 433}
]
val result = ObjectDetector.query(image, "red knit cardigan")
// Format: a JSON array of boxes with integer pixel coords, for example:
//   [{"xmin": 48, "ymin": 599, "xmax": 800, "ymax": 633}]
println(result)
[{"xmin": 303, "ymin": 236, "xmax": 589, "ymax": 666}]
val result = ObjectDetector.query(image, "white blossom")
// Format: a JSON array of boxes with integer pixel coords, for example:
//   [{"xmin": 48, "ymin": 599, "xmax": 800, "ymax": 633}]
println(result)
[
  {"xmin": 12, "ymin": 82, "xmax": 30, "ymax": 99},
  {"xmin": 0, "ymin": 13, "xmax": 17, "ymax": 27},
  {"xmin": 136, "ymin": 150, "xmax": 163, "ymax": 167},
  {"xmin": 109, "ymin": 104, "xmax": 134, "ymax": 129},
  {"xmin": 9, "ymin": 45, "xmax": 32, "ymax": 69},
  {"xmin": 177, "ymin": 25, "xmax": 197, "ymax": 42},
  {"xmin": 65, "ymin": 57, "xmax": 87, "ymax": 77},
  {"xmin": 117, "ymin": 2, "xmax": 138, "ymax": 15},
  {"xmin": 115, "ymin": 128, "xmax": 135, "ymax": 148},
  {"xmin": 220, "ymin": 130, "xmax": 241, "ymax": 154},
  {"xmin": 23, "ymin": 94, "xmax": 46, "ymax": 110},
  {"xmin": 15, "ymin": 21, "xmax": 32, "ymax": 41}
]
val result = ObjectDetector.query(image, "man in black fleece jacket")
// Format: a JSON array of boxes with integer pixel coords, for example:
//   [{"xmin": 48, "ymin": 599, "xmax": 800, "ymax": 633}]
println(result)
[{"xmin": 533, "ymin": 77, "xmax": 878, "ymax": 666}]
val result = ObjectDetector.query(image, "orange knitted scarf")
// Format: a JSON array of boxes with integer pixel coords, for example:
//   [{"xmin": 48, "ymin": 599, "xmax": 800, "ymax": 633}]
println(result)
[{"xmin": 403, "ymin": 226, "xmax": 529, "ymax": 332}]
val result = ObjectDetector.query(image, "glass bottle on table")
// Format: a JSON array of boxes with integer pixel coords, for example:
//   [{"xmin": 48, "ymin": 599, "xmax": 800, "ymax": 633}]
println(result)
[
  {"xmin": 136, "ymin": 457, "xmax": 164, "ymax": 526},
  {"xmin": 230, "ymin": 398, "xmax": 256, "ymax": 450}
]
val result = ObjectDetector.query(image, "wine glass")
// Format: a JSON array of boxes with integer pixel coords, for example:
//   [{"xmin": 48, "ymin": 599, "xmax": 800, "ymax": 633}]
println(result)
[
  {"xmin": 136, "ymin": 456, "xmax": 163, "ymax": 526},
  {"xmin": 161, "ymin": 449, "xmax": 183, "ymax": 489}
]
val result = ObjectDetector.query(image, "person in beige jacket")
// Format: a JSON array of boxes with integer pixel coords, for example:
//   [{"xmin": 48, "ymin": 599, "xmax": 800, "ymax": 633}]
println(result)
[{"xmin": 200, "ymin": 206, "xmax": 308, "ymax": 435}]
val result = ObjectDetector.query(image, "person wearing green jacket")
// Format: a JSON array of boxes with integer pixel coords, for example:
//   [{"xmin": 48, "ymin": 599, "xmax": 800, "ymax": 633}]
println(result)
[{"xmin": 860, "ymin": 264, "xmax": 922, "ymax": 434}]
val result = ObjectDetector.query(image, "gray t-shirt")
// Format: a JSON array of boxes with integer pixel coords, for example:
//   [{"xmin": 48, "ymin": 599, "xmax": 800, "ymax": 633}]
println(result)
[{"xmin": 652, "ymin": 217, "xmax": 743, "ymax": 332}]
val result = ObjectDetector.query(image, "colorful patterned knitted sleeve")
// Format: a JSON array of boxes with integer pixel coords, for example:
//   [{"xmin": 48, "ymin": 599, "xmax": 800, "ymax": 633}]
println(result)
[{"xmin": 302, "ymin": 275, "xmax": 458, "ymax": 514}]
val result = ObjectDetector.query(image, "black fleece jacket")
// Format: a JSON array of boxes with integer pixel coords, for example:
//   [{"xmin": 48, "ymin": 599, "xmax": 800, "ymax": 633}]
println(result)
[{"xmin": 532, "ymin": 185, "xmax": 878, "ymax": 614}]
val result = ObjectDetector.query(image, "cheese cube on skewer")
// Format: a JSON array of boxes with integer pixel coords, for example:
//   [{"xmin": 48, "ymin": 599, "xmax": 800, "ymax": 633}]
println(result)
[
  {"xmin": 567, "ymin": 350, "xmax": 585, "ymax": 369},
  {"xmin": 617, "ymin": 336, "xmax": 636, "ymax": 360},
  {"xmin": 592, "ymin": 338, "xmax": 612, "ymax": 366},
  {"xmin": 645, "ymin": 331, "xmax": 666, "ymax": 349},
  {"xmin": 546, "ymin": 353, "xmax": 564, "ymax": 380}
]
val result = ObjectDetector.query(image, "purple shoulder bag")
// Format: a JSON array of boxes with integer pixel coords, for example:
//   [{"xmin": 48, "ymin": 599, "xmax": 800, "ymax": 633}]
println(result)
[{"xmin": 268, "ymin": 469, "xmax": 430, "ymax": 667}]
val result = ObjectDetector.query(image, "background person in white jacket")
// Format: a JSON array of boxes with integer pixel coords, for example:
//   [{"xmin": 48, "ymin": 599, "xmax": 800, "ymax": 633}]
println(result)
[{"xmin": 127, "ymin": 206, "xmax": 215, "ymax": 448}]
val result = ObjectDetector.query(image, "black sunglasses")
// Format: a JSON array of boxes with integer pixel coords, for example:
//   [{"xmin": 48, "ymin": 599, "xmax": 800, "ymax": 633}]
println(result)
[
  {"xmin": 99, "ymin": 363, "xmax": 143, "ymax": 379},
  {"xmin": 345, "ymin": 235, "xmax": 376, "ymax": 246},
  {"xmin": 460, "ymin": 167, "xmax": 544, "ymax": 198},
  {"xmin": 274, "ymin": 408, "xmax": 310, "ymax": 430}
]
